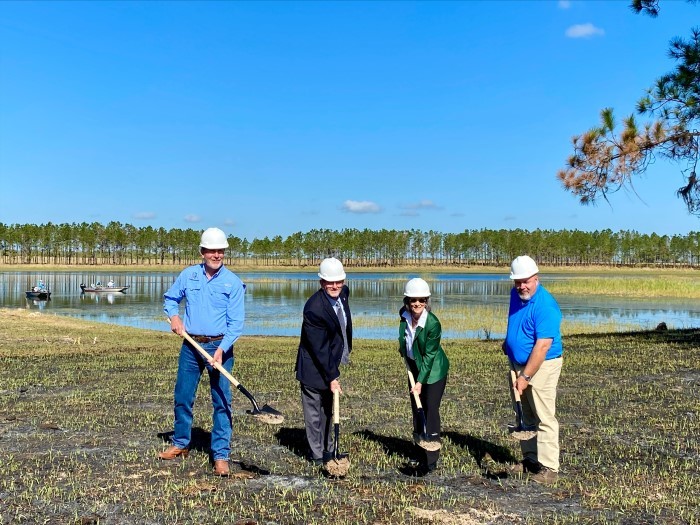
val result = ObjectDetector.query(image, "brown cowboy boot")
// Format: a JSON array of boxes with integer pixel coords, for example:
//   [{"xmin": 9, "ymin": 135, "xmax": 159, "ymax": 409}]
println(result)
[
  {"xmin": 158, "ymin": 446, "xmax": 189, "ymax": 460},
  {"xmin": 213, "ymin": 459, "xmax": 230, "ymax": 476}
]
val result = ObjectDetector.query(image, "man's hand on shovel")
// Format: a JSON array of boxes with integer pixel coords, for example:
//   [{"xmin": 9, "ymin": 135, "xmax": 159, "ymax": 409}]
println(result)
[
  {"xmin": 169, "ymin": 315, "xmax": 222, "ymax": 367},
  {"xmin": 168, "ymin": 315, "xmax": 185, "ymax": 336},
  {"xmin": 513, "ymin": 373, "xmax": 529, "ymax": 396}
]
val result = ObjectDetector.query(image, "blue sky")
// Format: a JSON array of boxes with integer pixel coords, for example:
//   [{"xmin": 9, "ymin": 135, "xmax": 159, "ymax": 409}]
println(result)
[{"xmin": 1, "ymin": 0, "xmax": 698, "ymax": 241}]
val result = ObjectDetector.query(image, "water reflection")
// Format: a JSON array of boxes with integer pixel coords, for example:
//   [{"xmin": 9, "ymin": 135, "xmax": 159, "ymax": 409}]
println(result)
[
  {"xmin": 25, "ymin": 298, "xmax": 50, "ymax": 310},
  {"xmin": 1, "ymin": 270, "xmax": 698, "ymax": 339},
  {"xmin": 81, "ymin": 292, "xmax": 125, "ymax": 305}
]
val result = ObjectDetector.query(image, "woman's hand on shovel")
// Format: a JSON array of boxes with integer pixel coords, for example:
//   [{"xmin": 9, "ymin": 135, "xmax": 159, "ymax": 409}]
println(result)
[
  {"xmin": 410, "ymin": 381, "xmax": 423, "ymax": 396},
  {"xmin": 330, "ymin": 379, "xmax": 342, "ymax": 394}
]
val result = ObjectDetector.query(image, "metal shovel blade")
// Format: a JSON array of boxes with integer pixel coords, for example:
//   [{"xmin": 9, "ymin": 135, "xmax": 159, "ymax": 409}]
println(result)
[
  {"xmin": 246, "ymin": 403, "xmax": 284, "ymax": 424},
  {"xmin": 508, "ymin": 401, "xmax": 537, "ymax": 439},
  {"xmin": 322, "ymin": 418, "xmax": 342, "ymax": 463},
  {"xmin": 171, "ymin": 322, "xmax": 285, "ymax": 425},
  {"xmin": 507, "ymin": 369, "xmax": 537, "ymax": 440},
  {"xmin": 413, "ymin": 409, "xmax": 442, "ymax": 451},
  {"xmin": 323, "ymin": 391, "xmax": 350, "ymax": 477}
]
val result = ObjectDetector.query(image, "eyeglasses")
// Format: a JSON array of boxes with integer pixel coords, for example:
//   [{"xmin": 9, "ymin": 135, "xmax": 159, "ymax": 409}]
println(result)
[{"xmin": 409, "ymin": 297, "xmax": 428, "ymax": 304}]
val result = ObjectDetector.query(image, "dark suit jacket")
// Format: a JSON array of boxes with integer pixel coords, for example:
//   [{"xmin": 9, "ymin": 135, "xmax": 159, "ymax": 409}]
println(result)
[{"xmin": 295, "ymin": 285, "xmax": 352, "ymax": 389}]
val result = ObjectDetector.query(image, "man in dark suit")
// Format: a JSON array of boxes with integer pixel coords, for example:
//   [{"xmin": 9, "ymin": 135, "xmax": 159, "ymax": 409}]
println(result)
[{"xmin": 295, "ymin": 257, "xmax": 352, "ymax": 465}]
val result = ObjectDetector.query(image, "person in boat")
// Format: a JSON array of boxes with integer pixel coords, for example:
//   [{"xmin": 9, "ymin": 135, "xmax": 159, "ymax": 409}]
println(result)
[{"xmin": 107, "ymin": 279, "xmax": 115, "ymax": 287}]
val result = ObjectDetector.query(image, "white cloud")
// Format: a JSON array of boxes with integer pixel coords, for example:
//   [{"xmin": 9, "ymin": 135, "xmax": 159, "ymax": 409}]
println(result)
[
  {"xmin": 342, "ymin": 200, "xmax": 382, "ymax": 214},
  {"xmin": 184, "ymin": 214, "xmax": 202, "ymax": 223},
  {"xmin": 399, "ymin": 210, "xmax": 420, "ymax": 217},
  {"xmin": 565, "ymin": 23, "xmax": 605, "ymax": 38},
  {"xmin": 133, "ymin": 211, "xmax": 156, "ymax": 220},
  {"xmin": 223, "ymin": 218, "xmax": 236, "ymax": 226},
  {"xmin": 558, "ymin": 0, "xmax": 571, "ymax": 9}
]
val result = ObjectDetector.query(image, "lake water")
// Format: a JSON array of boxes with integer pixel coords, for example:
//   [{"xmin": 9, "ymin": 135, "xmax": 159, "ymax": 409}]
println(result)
[{"xmin": 3, "ymin": 270, "xmax": 699, "ymax": 340}]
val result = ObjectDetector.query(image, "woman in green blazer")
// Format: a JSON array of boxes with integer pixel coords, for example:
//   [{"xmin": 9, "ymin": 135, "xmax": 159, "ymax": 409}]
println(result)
[{"xmin": 398, "ymin": 278, "xmax": 449, "ymax": 474}]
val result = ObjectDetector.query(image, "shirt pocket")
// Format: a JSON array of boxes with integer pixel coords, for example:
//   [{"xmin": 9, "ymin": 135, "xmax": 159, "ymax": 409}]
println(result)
[
  {"xmin": 185, "ymin": 279, "xmax": 202, "ymax": 301},
  {"xmin": 208, "ymin": 282, "xmax": 230, "ymax": 308}
]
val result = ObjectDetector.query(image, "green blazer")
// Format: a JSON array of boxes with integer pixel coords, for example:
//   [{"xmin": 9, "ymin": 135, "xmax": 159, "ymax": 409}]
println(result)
[{"xmin": 398, "ymin": 308, "xmax": 450, "ymax": 384}]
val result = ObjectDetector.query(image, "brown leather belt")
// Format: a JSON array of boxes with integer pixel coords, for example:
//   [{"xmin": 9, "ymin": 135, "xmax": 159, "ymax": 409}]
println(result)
[{"xmin": 189, "ymin": 334, "xmax": 224, "ymax": 343}]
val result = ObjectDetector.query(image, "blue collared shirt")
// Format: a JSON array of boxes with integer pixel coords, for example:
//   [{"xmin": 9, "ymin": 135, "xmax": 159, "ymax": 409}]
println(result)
[
  {"xmin": 505, "ymin": 284, "xmax": 562, "ymax": 365},
  {"xmin": 163, "ymin": 263, "xmax": 245, "ymax": 351}
]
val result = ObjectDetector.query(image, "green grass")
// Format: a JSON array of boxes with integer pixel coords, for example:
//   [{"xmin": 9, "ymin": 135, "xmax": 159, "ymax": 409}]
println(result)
[
  {"xmin": 0, "ymin": 308, "xmax": 698, "ymax": 524},
  {"xmin": 546, "ymin": 274, "xmax": 700, "ymax": 299}
]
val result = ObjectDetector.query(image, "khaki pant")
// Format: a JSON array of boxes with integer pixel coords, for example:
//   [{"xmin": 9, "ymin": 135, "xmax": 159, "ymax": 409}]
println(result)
[{"xmin": 513, "ymin": 357, "xmax": 562, "ymax": 472}]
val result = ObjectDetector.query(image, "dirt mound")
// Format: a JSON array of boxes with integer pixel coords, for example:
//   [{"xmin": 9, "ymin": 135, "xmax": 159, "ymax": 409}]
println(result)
[{"xmin": 409, "ymin": 506, "xmax": 522, "ymax": 525}]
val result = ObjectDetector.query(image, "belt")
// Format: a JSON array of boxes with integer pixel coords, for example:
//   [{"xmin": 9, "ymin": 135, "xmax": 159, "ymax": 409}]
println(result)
[{"xmin": 189, "ymin": 334, "xmax": 224, "ymax": 343}]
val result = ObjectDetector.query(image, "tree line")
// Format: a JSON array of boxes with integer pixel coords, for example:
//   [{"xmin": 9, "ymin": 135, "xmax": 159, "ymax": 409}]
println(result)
[{"xmin": 1, "ymin": 221, "xmax": 700, "ymax": 267}]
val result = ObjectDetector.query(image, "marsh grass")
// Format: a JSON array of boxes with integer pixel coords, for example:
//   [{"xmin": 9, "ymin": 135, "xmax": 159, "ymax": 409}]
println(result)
[
  {"xmin": 354, "ymin": 304, "xmax": 651, "ymax": 338},
  {"xmin": 0, "ymin": 308, "xmax": 698, "ymax": 524},
  {"xmin": 546, "ymin": 274, "xmax": 700, "ymax": 299}
]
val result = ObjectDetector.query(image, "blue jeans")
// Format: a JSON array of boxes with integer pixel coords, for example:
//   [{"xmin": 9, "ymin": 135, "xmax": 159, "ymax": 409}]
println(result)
[{"xmin": 171, "ymin": 341, "xmax": 234, "ymax": 461}]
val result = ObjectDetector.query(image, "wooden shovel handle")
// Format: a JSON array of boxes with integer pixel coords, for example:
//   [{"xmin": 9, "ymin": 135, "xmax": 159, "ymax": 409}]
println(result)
[
  {"xmin": 333, "ymin": 389, "xmax": 340, "ymax": 425},
  {"xmin": 404, "ymin": 358, "xmax": 424, "ymax": 409},
  {"xmin": 166, "ymin": 318, "xmax": 240, "ymax": 388},
  {"xmin": 510, "ymin": 369, "xmax": 522, "ymax": 402}
]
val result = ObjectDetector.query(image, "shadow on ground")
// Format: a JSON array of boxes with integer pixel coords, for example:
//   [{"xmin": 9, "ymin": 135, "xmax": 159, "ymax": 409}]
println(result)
[
  {"xmin": 274, "ymin": 426, "xmax": 308, "ymax": 460},
  {"xmin": 444, "ymin": 431, "xmax": 517, "ymax": 466},
  {"xmin": 157, "ymin": 427, "xmax": 211, "ymax": 456}
]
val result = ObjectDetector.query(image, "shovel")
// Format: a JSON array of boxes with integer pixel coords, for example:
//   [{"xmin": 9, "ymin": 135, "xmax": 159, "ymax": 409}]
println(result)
[
  {"xmin": 167, "ymin": 319, "xmax": 284, "ymax": 425},
  {"xmin": 404, "ymin": 358, "xmax": 441, "ymax": 451},
  {"xmin": 323, "ymin": 389, "xmax": 350, "ymax": 476},
  {"xmin": 507, "ymin": 369, "xmax": 537, "ymax": 440}
]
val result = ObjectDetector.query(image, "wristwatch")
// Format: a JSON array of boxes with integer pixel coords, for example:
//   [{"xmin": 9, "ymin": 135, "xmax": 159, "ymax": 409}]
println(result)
[{"xmin": 521, "ymin": 372, "xmax": 532, "ymax": 382}]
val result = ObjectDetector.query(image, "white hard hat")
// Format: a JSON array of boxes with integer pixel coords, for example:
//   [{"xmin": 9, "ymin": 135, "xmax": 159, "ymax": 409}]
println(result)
[
  {"xmin": 200, "ymin": 227, "xmax": 229, "ymax": 250},
  {"xmin": 404, "ymin": 277, "xmax": 431, "ymax": 298},
  {"xmin": 510, "ymin": 255, "xmax": 539, "ymax": 280},
  {"xmin": 318, "ymin": 257, "xmax": 346, "ymax": 281}
]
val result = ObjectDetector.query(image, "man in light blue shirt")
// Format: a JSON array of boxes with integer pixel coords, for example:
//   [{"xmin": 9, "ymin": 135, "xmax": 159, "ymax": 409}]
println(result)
[{"xmin": 159, "ymin": 227, "xmax": 245, "ymax": 477}]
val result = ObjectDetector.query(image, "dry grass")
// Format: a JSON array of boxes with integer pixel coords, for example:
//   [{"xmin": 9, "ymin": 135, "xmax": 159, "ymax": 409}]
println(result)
[{"xmin": 0, "ymin": 308, "xmax": 698, "ymax": 524}]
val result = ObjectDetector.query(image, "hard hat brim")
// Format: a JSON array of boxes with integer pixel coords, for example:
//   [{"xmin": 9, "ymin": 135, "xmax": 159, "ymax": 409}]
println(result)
[{"xmin": 509, "ymin": 271, "xmax": 538, "ymax": 280}]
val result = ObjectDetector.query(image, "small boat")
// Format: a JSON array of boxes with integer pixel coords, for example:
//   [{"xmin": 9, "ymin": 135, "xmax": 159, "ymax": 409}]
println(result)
[
  {"xmin": 80, "ymin": 284, "xmax": 130, "ymax": 293},
  {"xmin": 26, "ymin": 289, "xmax": 51, "ymax": 300}
]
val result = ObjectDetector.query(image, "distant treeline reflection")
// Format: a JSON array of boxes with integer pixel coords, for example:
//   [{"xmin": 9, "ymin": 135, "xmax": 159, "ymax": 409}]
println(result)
[{"xmin": 2, "ymin": 222, "xmax": 699, "ymax": 267}]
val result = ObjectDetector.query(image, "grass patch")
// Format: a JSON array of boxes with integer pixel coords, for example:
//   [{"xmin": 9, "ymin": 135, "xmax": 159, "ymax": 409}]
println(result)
[
  {"xmin": 0, "ymin": 308, "xmax": 698, "ymax": 524},
  {"xmin": 546, "ymin": 275, "xmax": 700, "ymax": 299},
  {"xmin": 355, "ymin": 304, "xmax": 649, "ymax": 339}
]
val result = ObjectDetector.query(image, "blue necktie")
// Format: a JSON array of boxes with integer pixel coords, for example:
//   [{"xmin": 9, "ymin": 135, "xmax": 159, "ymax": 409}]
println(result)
[{"xmin": 335, "ymin": 300, "xmax": 350, "ymax": 364}]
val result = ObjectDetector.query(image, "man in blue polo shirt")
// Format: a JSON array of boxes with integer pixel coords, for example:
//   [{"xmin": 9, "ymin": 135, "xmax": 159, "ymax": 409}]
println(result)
[{"xmin": 503, "ymin": 255, "xmax": 563, "ymax": 484}]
